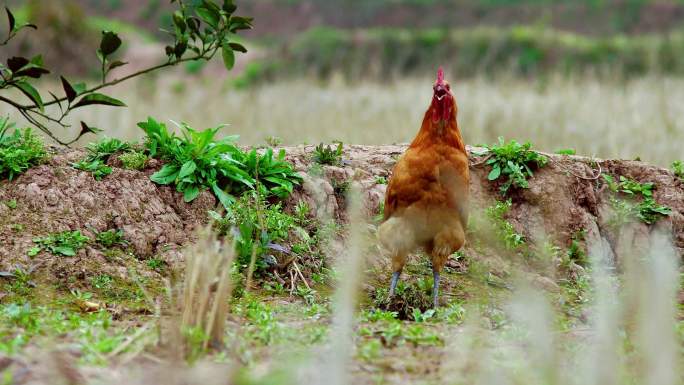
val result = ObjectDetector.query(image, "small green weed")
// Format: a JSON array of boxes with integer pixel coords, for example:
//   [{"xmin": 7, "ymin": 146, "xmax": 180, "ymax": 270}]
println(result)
[
  {"xmin": 90, "ymin": 274, "xmax": 113, "ymax": 291},
  {"xmin": 146, "ymin": 258, "xmax": 165, "ymax": 271},
  {"xmin": 358, "ymin": 339, "xmax": 382, "ymax": 361},
  {"xmin": 210, "ymin": 192, "xmax": 298, "ymax": 273},
  {"xmin": 118, "ymin": 150, "xmax": 148, "ymax": 170},
  {"xmin": 86, "ymin": 137, "xmax": 131, "ymax": 160},
  {"xmin": 31, "ymin": 230, "xmax": 90, "ymax": 257},
  {"xmin": 72, "ymin": 159, "xmax": 113, "ymax": 180},
  {"xmin": 411, "ymin": 308, "xmax": 435, "ymax": 323},
  {"xmin": 603, "ymin": 174, "xmax": 671, "ymax": 225},
  {"xmin": 375, "ymin": 176, "xmax": 387, "ymax": 184},
  {"xmin": 482, "ymin": 137, "xmax": 548, "ymax": 194},
  {"xmin": 672, "ymin": 160, "xmax": 683, "ymax": 180},
  {"xmin": 555, "ymin": 148, "xmax": 576, "ymax": 155},
  {"xmin": 405, "ymin": 324, "xmax": 442, "ymax": 346},
  {"xmin": 95, "ymin": 229, "xmax": 127, "ymax": 248},
  {"xmin": 486, "ymin": 200, "xmax": 525, "ymax": 249},
  {"xmin": 265, "ymin": 136, "xmax": 283, "ymax": 147},
  {"xmin": 0, "ymin": 117, "xmax": 47, "ymax": 181},
  {"xmin": 2, "ymin": 266, "xmax": 34, "ymax": 296},
  {"xmin": 4, "ymin": 199, "xmax": 16, "ymax": 209},
  {"xmin": 361, "ymin": 308, "xmax": 398, "ymax": 323},
  {"xmin": 72, "ymin": 137, "xmax": 132, "ymax": 180},
  {"xmin": 312, "ymin": 141, "xmax": 343, "ymax": 165}
]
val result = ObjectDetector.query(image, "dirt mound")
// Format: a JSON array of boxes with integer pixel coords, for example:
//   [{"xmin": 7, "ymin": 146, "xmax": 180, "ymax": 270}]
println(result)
[
  {"xmin": 0, "ymin": 148, "xmax": 215, "ymax": 295},
  {"xmin": 1, "ymin": 145, "xmax": 682, "ymax": 298},
  {"xmin": 280, "ymin": 144, "xmax": 684, "ymax": 261}
]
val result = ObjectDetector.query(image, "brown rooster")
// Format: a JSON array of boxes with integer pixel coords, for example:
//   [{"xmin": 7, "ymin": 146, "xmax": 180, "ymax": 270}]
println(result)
[{"xmin": 378, "ymin": 68, "xmax": 469, "ymax": 307}]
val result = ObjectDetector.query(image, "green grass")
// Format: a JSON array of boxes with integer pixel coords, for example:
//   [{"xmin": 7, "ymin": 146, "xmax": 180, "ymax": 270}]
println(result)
[{"xmin": 312, "ymin": 141, "xmax": 343, "ymax": 166}]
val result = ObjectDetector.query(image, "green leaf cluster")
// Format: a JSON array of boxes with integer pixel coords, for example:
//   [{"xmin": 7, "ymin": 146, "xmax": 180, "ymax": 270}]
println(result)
[
  {"xmin": 312, "ymin": 141, "xmax": 343, "ymax": 165},
  {"xmin": 139, "ymin": 117, "xmax": 301, "ymax": 208},
  {"xmin": 0, "ymin": 117, "xmax": 46, "ymax": 180},
  {"xmin": 71, "ymin": 137, "xmax": 131, "ymax": 180},
  {"xmin": 672, "ymin": 160, "xmax": 683, "ymax": 181},
  {"xmin": 484, "ymin": 137, "xmax": 548, "ymax": 195},
  {"xmin": 603, "ymin": 174, "xmax": 671, "ymax": 225},
  {"xmin": 210, "ymin": 192, "xmax": 297, "ymax": 271},
  {"xmin": 30, "ymin": 230, "xmax": 90, "ymax": 257},
  {"xmin": 118, "ymin": 150, "xmax": 148, "ymax": 170}
]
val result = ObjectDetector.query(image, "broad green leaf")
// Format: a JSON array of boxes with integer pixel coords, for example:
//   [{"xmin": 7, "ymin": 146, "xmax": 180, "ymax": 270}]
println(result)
[
  {"xmin": 196, "ymin": 6, "xmax": 219, "ymax": 28},
  {"xmin": 53, "ymin": 246, "xmax": 75, "ymax": 256},
  {"xmin": 178, "ymin": 160, "xmax": 197, "ymax": 179},
  {"xmin": 488, "ymin": 166, "xmax": 501, "ymax": 181},
  {"xmin": 212, "ymin": 183, "xmax": 234, "ymax": 209},
  {"xmin": 183, "ymin": 185, "xmax": 200, "ymax": 202},
  {"xmin": 221, "ymin": 44, "xmax": 235, "ymax": 70},
  {"xmin": 14, "ymin": 81, "xmax": 43, "ymax": 111},
  {"xmin": 72, "ymin": 93, "xmax": 126, "ymax": 109},
  {"xmin": 151, "ymin": 164, "xmax": 180, "ymax": 185}
]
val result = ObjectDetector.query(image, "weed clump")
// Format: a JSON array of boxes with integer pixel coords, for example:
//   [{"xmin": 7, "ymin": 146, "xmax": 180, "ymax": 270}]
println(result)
[
  {"xmin": 480, "ymin": 137, "xmax": 548, "ymax": 195},
  {"xmin": 603, "ymin": 174, "xmax": 671, "ymax": 225},
  {"xmin": 139, "ymin": 117, "xmax": 301, "ymax": 208},
  {"xmin": 672, "ymin": 160, "xmax": 683, "ymax": 181},
  {"xmin": 72, "ymin": 137, "xmax": 131, "ymax": 180},
  {"xmin": 374, "ymin": 279, "xmax": 433, "ymax": 320},
  {"xmin": 29, "ymin": 230, "xmax": 89, "ymax": 257},
  {"xmin": 0, "ymin": 118, "xmax": 47, "ymax": 181},
  {"xmin": 118, "ymin": 150, "xmax": 148, "ymax": 170},
  {"xmin": 312, "ymin": 141, "xmax": 343, "ymax": 165}
]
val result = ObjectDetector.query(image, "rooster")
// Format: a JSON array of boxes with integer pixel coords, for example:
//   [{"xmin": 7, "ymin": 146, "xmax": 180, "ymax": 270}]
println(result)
[{"xmin": 378, "ymin": 68, "xmax": 469, "ymax": 307}]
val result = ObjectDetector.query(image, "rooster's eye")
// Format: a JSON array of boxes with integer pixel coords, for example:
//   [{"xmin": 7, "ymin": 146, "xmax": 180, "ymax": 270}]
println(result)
[{"xmin": 446, "ymin": 84, "xmax": 451, "ymax": 90}]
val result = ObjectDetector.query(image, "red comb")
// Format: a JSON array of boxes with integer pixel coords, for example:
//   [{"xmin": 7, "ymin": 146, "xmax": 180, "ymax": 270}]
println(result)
[{"xmin": 437, "ymin": 67, "xmax": 444, "ymax": 84}]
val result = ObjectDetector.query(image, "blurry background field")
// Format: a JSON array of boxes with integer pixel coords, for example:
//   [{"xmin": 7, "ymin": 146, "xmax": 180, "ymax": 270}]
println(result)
[{"xmin": 2, "ymin": 0, "xmax": 684, "ymax": 166}]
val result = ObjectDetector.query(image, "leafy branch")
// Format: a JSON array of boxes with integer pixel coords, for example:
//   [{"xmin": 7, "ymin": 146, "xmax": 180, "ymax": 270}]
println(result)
[{"xmin": 0, "ymin": 0, "xmax": 252, "ymax": 146}]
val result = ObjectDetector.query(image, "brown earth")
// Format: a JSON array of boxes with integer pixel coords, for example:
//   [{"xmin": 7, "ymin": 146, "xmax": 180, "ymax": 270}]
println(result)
[{"xmin": 1, "ymin": 144, "xmax": 682, "ymax": 295}]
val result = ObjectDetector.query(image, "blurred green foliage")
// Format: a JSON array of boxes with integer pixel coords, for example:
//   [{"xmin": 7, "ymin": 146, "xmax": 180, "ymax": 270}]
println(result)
[{"xmin": 253, "ymin": 25, "xmax": 684, "ymax": 82}]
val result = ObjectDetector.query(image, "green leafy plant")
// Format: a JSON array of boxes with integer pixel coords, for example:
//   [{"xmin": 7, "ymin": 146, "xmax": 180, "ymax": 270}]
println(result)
[
  {"xmin": 210, "ymin": 192, "xmax": 297, "ymax": 272},
  {"xmin": 72, "ymin": 137, "xmax": 132, "ymax": 180},
  {"xmin": 483, "ymin": 137, "xmax": 548, "ymax": 194},
  {"xmin": 86, "ymin": 136, "xmax": 130, "ymax": 159},
  {"xmin": 672, "ymin": 160, "xmax": 683, "ymax": 181},
  {"xmin": 30, "ymin": 230, "xmax": 90, "ymax": 257},
  {"xmin": 4, "ymin": 199, "xmax": 17, "ymax": 209},
  {"xmin": 312, "ymin": 141, "xmax": 343, "ymax": 165},
  {"xmin": 118, "ymin": 150, "xmax": 148, "ymax": 170},
  {"xmin": 140, "ymin": 118, "xmax": 301, "ymax": 208},
  {"xmin": 486, "ymin": 200, "xmax": 525, "ymax": 249},
  {"xmin": 94, "ymin": 229, "xmax": 127, "ymax": 248},
  {"xmin": 603, "ymin": 174, "xmax": 671, "ymax": 225},
  {"xmin": 0, "ymin": 117, "xmax": 47, "ymax": 180},
  {"xmin": 72, "ymin": 159, "xmax": 112, "ymax": 180},
  {"xmin": 0, "ymin": 2, "xmax": 252, "ymax": 145}
]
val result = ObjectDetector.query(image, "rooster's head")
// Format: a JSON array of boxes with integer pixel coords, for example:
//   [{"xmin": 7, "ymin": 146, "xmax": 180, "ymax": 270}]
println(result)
[{"xmin": 431, "ymin": 67, "xmax": 455, "ymax": 125}]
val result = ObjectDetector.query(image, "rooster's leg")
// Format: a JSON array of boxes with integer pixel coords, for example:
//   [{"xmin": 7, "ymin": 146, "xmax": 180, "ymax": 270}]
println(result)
[
  {"xmin": 389, "ymin": 271, "xmax": 401, "ymax": 297},
  {"xmin": 432, "ymin": 268, "xmax": 441, "ymax": 308}
]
